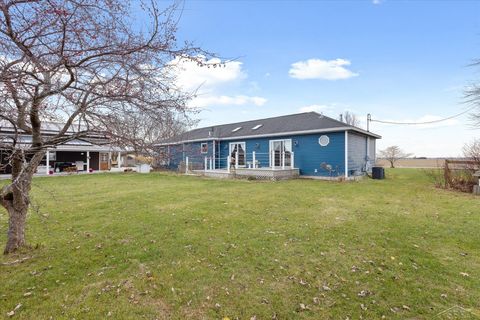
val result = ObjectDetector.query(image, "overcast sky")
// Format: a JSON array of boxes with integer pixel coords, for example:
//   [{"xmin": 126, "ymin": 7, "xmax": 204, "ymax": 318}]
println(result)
[{"xmin": 166, "ymin": 0, "xmax": 480, "ymax": 157}]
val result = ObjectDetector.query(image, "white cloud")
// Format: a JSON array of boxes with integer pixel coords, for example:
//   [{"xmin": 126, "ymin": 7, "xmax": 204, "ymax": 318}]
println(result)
[
  {"xmin": 299, "ymin": 104, "xmax": 333, "ymax": 113},
  {"xmin": 372, "ymin": 0, "xmax": 383, "ymax": 4},
  {"xmin": 169, "ymin": 56, "xmax": 267, "ymax": 109},
  {"xmin": 169, "ymin": 56, "xmax": 245, "ymax": 91},
  {"xmin": 289, "ymin": 58, "xmax": 359, "ymax": 80},
  {"xmin": 191, "ymin": 95, "xmax": 267, "ymax": 108}
]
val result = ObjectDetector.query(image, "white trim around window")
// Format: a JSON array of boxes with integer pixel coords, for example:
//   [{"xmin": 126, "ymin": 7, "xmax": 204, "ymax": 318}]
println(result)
[
  {"xmin": 200, "ymin": 142, "xmax": 208, "ymax": 154},
  {"xmin": 269, "ymin": 139, "xmax": 292, "ymax": 168},
  {"xmin": 229, "ymin": 142, "xmax": 246, "ymax": 167}
]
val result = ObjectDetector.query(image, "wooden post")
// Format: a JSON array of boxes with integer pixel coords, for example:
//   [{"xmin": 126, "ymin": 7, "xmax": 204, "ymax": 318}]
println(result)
[
  {"xmin": 282, "ymin": 151, "xmax": 285, "ymax": 169},
  {"xmin": 291, "ymin": 151, "xmax": 294, "ymax": 169},
  {"xmin": 227, "ymin": 156, "xmax": 231, "ymax": 173},
  {"xmin": 252, "ymin": 151, "xmax": 256, "ymax": 169},
  {"xmin": 444, "ymin": 159, "xmax": 450, "ymax": 188},
  {"xmin": 235, "ymin": 152, "xmax": 239, "ymax": 169},
  {"xmin": 209, "ymin": 157, "xmax": 213, "ymax": 171},
  {"xmin": 185, "ymin": 156, "xmax": 189, "ymax": 174},
  {"xmin": 118, "ymin": 151, "xmax": 122, "ymax": 168},
  {"xmin": 204, "ymin": 156, "xmax": 207, "ymax": 172}
]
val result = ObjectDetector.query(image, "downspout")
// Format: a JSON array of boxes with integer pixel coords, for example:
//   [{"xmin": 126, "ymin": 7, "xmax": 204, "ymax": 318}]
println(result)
[
  {"xmin": 212, "ymin": 140, "xmax": 216, "ymax": 170},
  {"xmin": 344, "ymin": 131, "xmax": 348, "ymax": 178},
  {"xmin": 366, "ymin": 137, "xmax": 370, "ymax": 171}
]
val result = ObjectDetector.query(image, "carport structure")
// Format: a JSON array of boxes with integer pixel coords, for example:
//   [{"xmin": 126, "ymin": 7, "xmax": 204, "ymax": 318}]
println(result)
[{"xmin": 0, "ymin": 122, "xmax": 124, "ymax": 175}]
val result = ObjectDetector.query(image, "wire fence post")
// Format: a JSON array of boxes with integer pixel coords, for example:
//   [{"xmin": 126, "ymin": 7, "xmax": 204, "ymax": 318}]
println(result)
[
  {"xmin": 252, "ymin": 151, "xmax": 256, "ymax": 169},
  {"xmin": 235, "ymin": 152, "xmax": 239, "ymax": 169},
  {"xmin": 209, "ymin": 157, "xmax": 213, "ymax": 171},
  {"xmin": 282, "ymin": 151, "xmax": 285, "ymax": 169},
  {"xmin": 291, "ymin": 151, "xmax": 294, "ymax": 169},
  {"xmin": 204, "ymin": 157, "xmax": 207, "ymax": 172},
  {"xmin": 227, "ymin": 156, "xmax": 231, "ymax": 173},
  {"xmin": 185, "ymin": 156, "xmax": 189, "ymax": 174}
]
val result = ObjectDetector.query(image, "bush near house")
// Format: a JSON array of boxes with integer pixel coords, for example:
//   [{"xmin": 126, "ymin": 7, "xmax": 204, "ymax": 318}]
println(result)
[{"xmin": 0, "ymin": 169, "xmax": 479, "ymax": 319}]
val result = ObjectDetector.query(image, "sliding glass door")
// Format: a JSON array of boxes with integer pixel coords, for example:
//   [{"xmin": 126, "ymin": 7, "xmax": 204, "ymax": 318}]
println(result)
[{"xmin": 270, "ymin": 139, "xmax": 292, "ymax": 168}]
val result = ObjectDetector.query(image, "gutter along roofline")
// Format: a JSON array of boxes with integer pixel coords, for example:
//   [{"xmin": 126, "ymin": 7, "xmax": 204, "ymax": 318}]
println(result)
[{"xmin": 155, "ymin": 127, "xmax": 381, "ymax": 146}]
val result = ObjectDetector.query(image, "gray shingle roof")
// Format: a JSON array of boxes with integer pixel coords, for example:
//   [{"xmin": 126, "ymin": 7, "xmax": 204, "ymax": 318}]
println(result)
[{"xmin": 157, "ymin": 112, "xmax": 380, "ymax": 145}]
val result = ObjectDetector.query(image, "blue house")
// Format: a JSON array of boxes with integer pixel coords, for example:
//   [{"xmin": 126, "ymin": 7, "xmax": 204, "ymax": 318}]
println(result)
[{"xmin": 156, "ymin": 112, "xmax": 381, "ymax": 179}]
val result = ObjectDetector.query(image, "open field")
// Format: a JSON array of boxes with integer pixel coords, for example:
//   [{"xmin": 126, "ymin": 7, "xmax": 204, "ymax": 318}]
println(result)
[
  {"xmin": 376, "ymin": 158, "xmax": 447, "ymax": 168},
  {"xmin": 0, "ymin": 170, "xmax": 479, "ymax": 319}
]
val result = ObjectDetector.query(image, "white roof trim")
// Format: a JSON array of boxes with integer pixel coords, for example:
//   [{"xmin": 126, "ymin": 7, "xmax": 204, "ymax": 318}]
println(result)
[{"xmin": 155, "ymin": 127, "xmax": 381, "ymax": 146}]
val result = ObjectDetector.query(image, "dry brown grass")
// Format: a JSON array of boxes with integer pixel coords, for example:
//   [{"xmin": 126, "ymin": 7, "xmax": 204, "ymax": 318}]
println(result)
[{"xmin": 376, "ymin": 158, "xmax": 446, "ymax": 168}]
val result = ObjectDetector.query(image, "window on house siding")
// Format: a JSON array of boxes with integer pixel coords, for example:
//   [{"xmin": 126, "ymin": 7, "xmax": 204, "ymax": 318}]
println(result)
[
  {"xmin": 318, "ymin": 135, "xmax": 330, "ymax": 147},
  {"xmin": 200, "ymin": 143, "xmax": 208, "ymax": 154}
]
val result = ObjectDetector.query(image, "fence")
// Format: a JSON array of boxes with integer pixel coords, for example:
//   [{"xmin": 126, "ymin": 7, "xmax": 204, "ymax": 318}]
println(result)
[{"xmin": 443, "ymin": 159, "xmax": 480, "ymax": 193}]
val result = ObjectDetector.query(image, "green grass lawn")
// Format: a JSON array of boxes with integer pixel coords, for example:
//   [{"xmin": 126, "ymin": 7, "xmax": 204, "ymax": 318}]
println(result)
[{"xmin": 0, "ymin": 169, "xmax": 479, "ymax": 319}]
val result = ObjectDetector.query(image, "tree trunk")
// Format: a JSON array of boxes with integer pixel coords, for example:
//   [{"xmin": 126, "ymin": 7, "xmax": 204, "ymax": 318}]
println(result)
[
  {"xmin": 4, "ymin": 199, "xmax": 29, "ymax": 254},
  {"xmin": 1, "ymin": 150, "xmax": 43, "ymax": 254},
  {"xmin": 389, "ymin": 160, "xmax": 395, "ymax": 168}
]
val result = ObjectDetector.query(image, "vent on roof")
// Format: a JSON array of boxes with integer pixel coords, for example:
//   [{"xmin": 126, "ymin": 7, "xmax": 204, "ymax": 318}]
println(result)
[
  {"xmin": 252, "ymin": 124, "xmax": 263, "ymax": 130},
  {"xmin": 232, "ymin": 127, "xmax": 242, "ymax": 132}
]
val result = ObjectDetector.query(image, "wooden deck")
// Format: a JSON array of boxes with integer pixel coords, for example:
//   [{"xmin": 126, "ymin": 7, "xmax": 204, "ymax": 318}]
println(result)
[{"xmin": 193, "ymin": 167, "xmax": 300, "ymax": 180}]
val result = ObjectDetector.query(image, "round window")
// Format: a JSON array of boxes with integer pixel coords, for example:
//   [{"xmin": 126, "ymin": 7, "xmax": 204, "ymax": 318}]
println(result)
[{"xmin": 318, "ymin": 135, "xmax": 330, "ymax": 147}]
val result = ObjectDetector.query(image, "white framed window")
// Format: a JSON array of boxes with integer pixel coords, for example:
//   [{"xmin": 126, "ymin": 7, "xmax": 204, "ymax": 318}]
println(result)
[
  {"xmin": 229, "ymin": 142, "xmax": 246, "ymax": 167},
  {"xmin": 319, "ymin": 135, "xmax": 330, "ymax": 147},
  {"xmin": 200, "ymin": 143, "xmax": 208, "ymax": 154}
]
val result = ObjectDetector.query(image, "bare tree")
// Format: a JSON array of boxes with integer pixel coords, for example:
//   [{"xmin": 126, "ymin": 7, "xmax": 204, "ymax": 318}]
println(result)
[
  {"xmin": 465, "ymin": 60, "xmax": 480, "ymax": 127},
  {"xmin": 0, "ymin": 0, "xmax": 211, "ymax": 254},
  {"xmin": 106, "ymin": 111, "xmax": 196, "ymax": 157},
  {"xmin": 341, "ymin": 111, "xmax": 360, "ymax": 127},
  {"xmin": 378, "ymin": 146, "xmax": 412, "ymax": 168},
  {"xmin": 463, "ymin": 138, "xmax": 480, "ymax": 163}
]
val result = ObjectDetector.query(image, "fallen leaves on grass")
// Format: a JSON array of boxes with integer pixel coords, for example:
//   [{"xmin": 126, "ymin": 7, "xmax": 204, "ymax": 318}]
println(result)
[
  {"xmin": 1, "ymin": 256, "xmax": 33, "ymax": 266},
  {"xmin": 298, "ymin": 303, "xmax": 310, "ymax": 312},
  {"xmin": 357, "ymin": 290, "xmax": 372, "ymax": 297},
  {"xmin": 6, "ymin": 303, "xmax": 22, "ymax": 317}
]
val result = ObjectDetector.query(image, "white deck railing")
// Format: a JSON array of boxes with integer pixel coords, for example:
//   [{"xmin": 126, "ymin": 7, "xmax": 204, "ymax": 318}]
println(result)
[{"xmin": 188, "ymin": 151, "xmax": 294, "ymax": 173}]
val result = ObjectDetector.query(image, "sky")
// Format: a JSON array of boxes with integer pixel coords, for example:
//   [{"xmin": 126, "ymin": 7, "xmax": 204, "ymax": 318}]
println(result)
[{"xmin": 165, "ymin": 0, "xmax": 480, "ymax": 157}]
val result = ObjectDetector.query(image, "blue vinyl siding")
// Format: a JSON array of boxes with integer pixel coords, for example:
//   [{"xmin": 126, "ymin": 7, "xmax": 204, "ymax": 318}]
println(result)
[
  {"xmin": 167, "ymin": 140, "xmax": 215, "ymax": 170},
  {"xmin": 217, "ymin": 132, "xmax": 346, "ymax": 177},
  {"xmin": 165, "ymin": 131, "xmax": 377, "ymax": 177}
]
